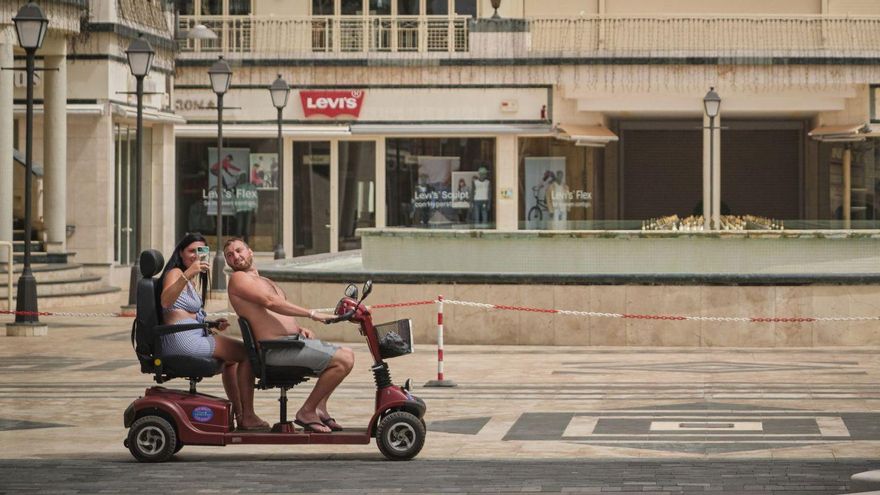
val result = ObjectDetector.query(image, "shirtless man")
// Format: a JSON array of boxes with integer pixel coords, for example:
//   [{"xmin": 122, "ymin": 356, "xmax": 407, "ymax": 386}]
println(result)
[{"xmin": 224, "ymin": 238, "xmax": 355, "ymax": 433}]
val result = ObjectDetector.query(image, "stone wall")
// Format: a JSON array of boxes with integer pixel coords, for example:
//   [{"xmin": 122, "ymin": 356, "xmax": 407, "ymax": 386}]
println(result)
[{"xmin": 262, "ymin": 281, "xmax": 880, "ymax": 347}]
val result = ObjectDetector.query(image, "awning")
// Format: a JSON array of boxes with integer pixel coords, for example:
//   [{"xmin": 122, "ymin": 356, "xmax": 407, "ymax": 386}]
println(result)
[
  {"xmin": 808, "ymin": 123, "xmax": 871, "ymax": 142},
  {"xmin": 111, "ymin": 103, "xmax": 187, "ymax": 125},
  {"xmin": 14, "ymin": 103, "xmax": 106, "ymax": 116},
  {"xmin": 864, "ymin": 125, "xmax": 880, "ymax": 138},
  {"xmin": 349, "ymin": 123, "xmax": 552, "ymax": 135},
  {"xmin": 175, "ymin": 124, "xmax": 351, "ymax": 138},
  {"xmin": 556, "ymin": 124, "xmax": 619, "ymax": 147},
  {"xmin": 13, "ymin": 149, "xmax": 42, "ymax": 176}
]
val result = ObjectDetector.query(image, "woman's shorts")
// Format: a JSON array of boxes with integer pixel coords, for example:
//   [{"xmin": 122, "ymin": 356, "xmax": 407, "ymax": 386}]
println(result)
[
  {"xmin": 159, "ymin": 319, "xmax": 216, "ymax": 359},
  {"xmin": 263, "ymin": 337, "xmax": 340, "ymax": 375}
]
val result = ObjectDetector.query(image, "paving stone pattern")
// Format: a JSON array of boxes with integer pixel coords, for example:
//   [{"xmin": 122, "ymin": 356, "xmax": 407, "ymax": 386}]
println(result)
[
  {"xmin": 3, "ymin": 308, "xmax": 880, "ymax": 494},
  {"xmin": 0, "ymin": 459, "xmax": 873, "ymax": 494}
]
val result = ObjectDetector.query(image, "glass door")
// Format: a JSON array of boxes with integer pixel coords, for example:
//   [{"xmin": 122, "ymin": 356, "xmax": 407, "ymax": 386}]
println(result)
[
  {"xmin": 114, "ymin": 124, "xmax": 136, "ymax": 265},
  {"xmin": 338, "ymin": 141, "xmax": 376, "ymax": 251},
  {"xmin": 293, "ymin": 141, "xmax": 332, "ymax": 256}
]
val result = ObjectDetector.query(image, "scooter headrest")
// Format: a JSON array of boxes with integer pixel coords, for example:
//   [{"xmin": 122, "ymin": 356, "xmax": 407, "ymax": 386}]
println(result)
[{"xmin": 139, "ymin": 249, "xmax": 165, "ymax": 278}]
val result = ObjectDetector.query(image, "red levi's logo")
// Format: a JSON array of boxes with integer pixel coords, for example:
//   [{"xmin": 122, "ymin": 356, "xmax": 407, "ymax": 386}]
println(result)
[{"xmin": 300, "ymin": 90, "xmax": 365, "ymax": 118}]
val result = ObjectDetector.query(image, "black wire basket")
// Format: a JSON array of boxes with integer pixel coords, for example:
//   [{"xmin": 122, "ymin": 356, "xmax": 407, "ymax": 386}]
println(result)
[{"xmin": 376, "ymin": 319, "xmax": 414, "ymax": 359}]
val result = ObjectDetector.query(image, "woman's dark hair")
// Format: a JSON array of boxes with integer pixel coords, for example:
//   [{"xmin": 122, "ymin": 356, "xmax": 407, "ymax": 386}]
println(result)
[{"xmin": 159, "ymin": 232, "xmax": 208, "ymax": 306}]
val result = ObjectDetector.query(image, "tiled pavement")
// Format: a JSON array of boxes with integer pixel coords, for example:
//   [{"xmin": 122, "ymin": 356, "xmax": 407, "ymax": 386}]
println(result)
[{"xmin": 2, "ymin": 301, "xmax": 880, "ymax": 494}]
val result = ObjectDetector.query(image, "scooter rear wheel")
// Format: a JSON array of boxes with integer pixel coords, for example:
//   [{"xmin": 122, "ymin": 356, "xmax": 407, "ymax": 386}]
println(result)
[
  {"xmin": 376, "ymin": 411, "xmax": 426, "ymax": 461},
  {"xmin": 127, "ymin": 415, "xmax": 177, "ymax": 463}
]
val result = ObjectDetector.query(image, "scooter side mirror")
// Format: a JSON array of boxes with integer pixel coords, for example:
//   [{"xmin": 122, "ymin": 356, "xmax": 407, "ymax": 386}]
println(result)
[
  {"xmin": 361, "ymin": 280, "xmax": 373, "ymax": 300},
  {"xmin": 344, "ymin": 283, "xmax": 358, "ymax": 299}
]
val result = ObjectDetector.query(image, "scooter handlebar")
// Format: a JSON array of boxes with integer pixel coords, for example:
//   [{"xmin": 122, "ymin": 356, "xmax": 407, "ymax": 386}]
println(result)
[{"xmin": 323, "ymin": 308, "xmax": 357, "ymax": 324}]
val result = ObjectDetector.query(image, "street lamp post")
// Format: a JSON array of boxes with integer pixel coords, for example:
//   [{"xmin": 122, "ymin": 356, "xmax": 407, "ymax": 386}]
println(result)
[
  {"xmin": 12, "ymin": 2, "xmax": 49, "ymax": 326},
  {"xmin": 208, "ymin": 56, "xmax": 232, "ymax": 290},
  {"xmin": 269, "ymin": 74, "xmax": 289, "ymax": 260},
  {"xmin": 703, "ymin": 87, "xmax": 721, "ymax": 231},
  {"xmin": 124, "ymin": 36, "xmax": 155, "ymax": 308}
]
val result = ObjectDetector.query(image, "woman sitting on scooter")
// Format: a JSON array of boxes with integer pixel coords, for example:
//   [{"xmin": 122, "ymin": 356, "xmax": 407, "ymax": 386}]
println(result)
[{"xmin": 159, "ymin": 232, "xmax": 268, "ymax": 431}]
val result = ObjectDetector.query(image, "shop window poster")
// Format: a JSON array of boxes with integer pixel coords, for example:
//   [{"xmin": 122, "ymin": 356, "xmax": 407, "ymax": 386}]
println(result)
[
  {"xmin": 524, "ymin": 157, "xmax": 563, "ymax": 229},
  {"xmin": 414, "ymin": 156, "xmax": 461, "ymax": 225},
  {"xmin": 206, "ymin": 147, "xmax": 258, "ymax": 215},
  {"xmin": 451, "ymin": 171, "xmax": 474, "ymax": 209},
  {"xmin": 249, "ymin": 153, "xmax": 279, "ymax": 190},
  {"xmin": 524, "ymin": 156, "xmax": 593, "ymax": 229}
]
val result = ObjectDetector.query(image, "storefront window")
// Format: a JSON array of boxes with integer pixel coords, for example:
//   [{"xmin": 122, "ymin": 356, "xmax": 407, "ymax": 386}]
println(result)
[
  {"xmin": 339, "ymin": 141, "xmax": 376, "ymax": 250},
  {"xmin": 518, "ymin": 138, "xmax": 604, "ymax": 230},
  {"xmin": 293, "ymin": 141, "xmax": 331, "ymax": 256},
  {"xmin": 386, "ymin": 137, "xmax": 495, "ymax": 228},
  {"xmin": 176, "ymin": 138, "xmax": 280, "ymax": 252}
]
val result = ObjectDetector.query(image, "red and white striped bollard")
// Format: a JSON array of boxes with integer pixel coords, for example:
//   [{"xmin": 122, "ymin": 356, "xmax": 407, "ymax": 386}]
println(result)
[{"xmin": 424, "ymin": 295, "xmax": 456, "ymax": 387}]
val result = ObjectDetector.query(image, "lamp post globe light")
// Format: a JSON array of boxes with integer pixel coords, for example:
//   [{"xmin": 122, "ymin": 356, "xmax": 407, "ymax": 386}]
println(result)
[
  {"xmin": 208, "ymin": 56, "xmax": 232, "ymax": 290},
  {"xmin": 13, "ymin": 2, "xmax": 48, "ymax": 50},
  {"xmin": 10, "ymin": 2, "xmax": 49, "ymax": 330},
  {"xmin": 703, "ymin": 87, "xmax": 721, "ymax": 230},
  {"xmin": 123, "ymin": 36, "xmax": 155, "ymax": 309},
  {"xmin": 269, "ymin": 74, "xmax": 289, "ymax": 260},
  {"xmin": 703, "ymin": 87, "xmax": 721, "ymax": 119}
]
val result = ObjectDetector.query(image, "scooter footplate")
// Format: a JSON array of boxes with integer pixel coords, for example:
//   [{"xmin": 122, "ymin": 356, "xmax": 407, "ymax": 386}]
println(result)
[{"xmin": 224, "ymin": 429, "xmax": 370, "ymax": 445}]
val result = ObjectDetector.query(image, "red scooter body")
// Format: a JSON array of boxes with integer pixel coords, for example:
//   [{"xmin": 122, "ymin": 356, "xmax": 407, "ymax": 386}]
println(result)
[{"xmin": 124, "ymin": 281, "xmax": 426, "ymax": 461}]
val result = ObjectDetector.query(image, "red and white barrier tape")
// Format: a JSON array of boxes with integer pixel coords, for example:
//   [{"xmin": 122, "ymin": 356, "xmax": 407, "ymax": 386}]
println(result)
[
  {"xmin": 2, "ymin": 299, "xmax": 876, "ymax": 322},
  {"xmin": 439, "ymin": 299, "xmax": 880, "ymax": 323},
  {"xmin": 0, "ymin": 309, "xmax": 239, "ymax": 318}
]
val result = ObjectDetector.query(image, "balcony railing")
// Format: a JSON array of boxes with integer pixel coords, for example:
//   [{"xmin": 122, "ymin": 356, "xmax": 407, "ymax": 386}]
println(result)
[
  {"xmin": 528, "ymin": 16, "xmax": 880, "ymax": 57},
  {"xmin": 178, "ymin": 15, "xmax": 469, "ymax": 56},
  {"xmin": 177, "ymin": 15, "xmax": 880, "ymax": 59}
]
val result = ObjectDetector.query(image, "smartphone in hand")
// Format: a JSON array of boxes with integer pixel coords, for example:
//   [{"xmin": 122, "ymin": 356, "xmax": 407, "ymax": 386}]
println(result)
[{"xmin": 197, "ymin": 246, "xmax": 210, "ymax": 263}]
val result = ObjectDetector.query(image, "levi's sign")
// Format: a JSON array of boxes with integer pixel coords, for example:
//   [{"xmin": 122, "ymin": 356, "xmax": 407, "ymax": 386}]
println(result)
[{"xmin": 300, "ymin": 90, "xmax": 365, "ymax": 118}]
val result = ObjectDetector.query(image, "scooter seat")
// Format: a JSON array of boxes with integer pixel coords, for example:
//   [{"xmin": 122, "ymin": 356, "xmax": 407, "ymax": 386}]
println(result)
[
  {"xmin": 262, "ymin": 365, "xmax": 315, "ymax": 386},
  {"xmin": 159, "ymin": 355, "xmax": 223, "ymax": 378}
]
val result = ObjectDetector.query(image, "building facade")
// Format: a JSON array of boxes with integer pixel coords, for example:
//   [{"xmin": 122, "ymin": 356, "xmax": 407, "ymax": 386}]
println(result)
[
  {"xmin": 3, "ymin": 1, "xmax": 880, "ymax": 342},
  {"xmin": 173, "ymin": 0, "xmax": 880, "ymax": 274},
  {"xmin": 1, "ymin": 0, "xmax": 179, "ymax": 272}
]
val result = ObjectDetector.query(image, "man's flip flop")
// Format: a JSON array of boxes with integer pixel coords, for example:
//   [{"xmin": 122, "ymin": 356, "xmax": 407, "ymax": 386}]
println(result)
[
  {"xmin": 294, "ymin": 419, "xmax": 331, "ymax": 433},
  {"xmin": 319, "ymin": 416, "xmax": 344, "ymax": 432}
]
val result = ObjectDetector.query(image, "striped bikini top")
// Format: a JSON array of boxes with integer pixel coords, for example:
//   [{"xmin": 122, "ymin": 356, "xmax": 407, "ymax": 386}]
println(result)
[{"xmin": 163, "ymin": 277, "xmax": 206, "ymax": 323}]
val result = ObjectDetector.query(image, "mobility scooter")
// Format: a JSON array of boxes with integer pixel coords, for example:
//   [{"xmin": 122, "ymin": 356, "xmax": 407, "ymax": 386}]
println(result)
[{"xmin": 124, "ymin": 249, "xmax": 426, "ymax": 462}]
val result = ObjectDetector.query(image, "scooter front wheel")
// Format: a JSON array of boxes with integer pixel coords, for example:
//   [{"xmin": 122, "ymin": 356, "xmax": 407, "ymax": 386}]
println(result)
[
  {"xmin": 127, "ymin": 415, "xmax": 177, "ymax": 463},
  {"xmin": 376, "ymin": 411, "xmax": 426, "ymax": 461}
]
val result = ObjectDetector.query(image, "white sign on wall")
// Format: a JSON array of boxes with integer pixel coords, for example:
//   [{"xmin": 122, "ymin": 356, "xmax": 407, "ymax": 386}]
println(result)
[{"xmin": 13, "ymin": 71, "xmax": 41, "ymax": 88}]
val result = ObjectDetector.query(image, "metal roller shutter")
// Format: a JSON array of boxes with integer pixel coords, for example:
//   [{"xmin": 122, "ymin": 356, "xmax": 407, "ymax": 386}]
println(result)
[
  {"xmin": 622, "ymin": 129, "xmax": 702, "ymax": 220},
  {"xmin": 721, "ymin": 129, "xmax": 800, "ymax": 219},
  {"xmin": 622, "ymin": 125, "xmax": 800, "ymax": 220}
]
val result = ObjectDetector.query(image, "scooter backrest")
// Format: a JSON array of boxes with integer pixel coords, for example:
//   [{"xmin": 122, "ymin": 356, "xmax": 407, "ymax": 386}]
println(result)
[
  {"xmin": 238, "ymin": 318, "xmax": 262, "ymax": 372},
  {"xmin": 133, "ymin": 249, "xmax": 165, "ymax": 372}
]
